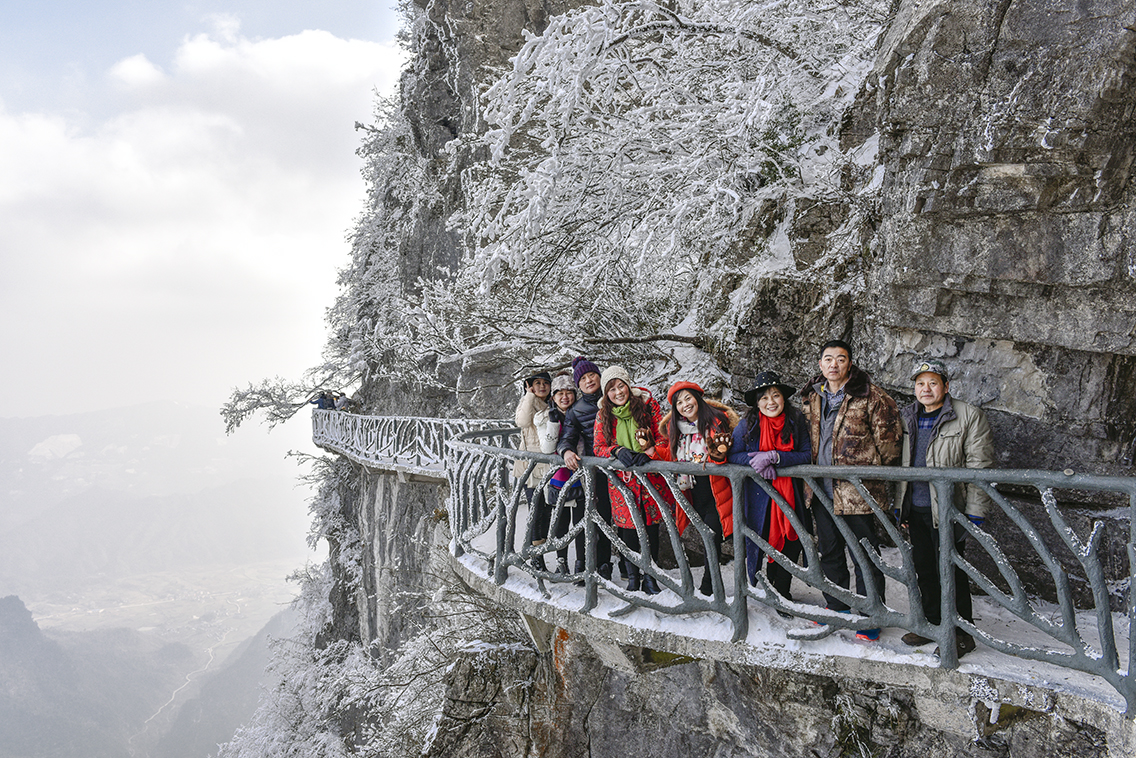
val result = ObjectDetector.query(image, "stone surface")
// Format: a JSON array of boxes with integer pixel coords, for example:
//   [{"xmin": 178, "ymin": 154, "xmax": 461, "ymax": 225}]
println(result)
[{"xmin": 422, "ymin": 627, "xmax": 1123, "ymax": 758}]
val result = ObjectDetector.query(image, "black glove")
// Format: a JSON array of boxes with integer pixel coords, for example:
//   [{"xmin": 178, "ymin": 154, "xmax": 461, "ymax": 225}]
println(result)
[
  {"xmin": 632, "ymin": 452, "xmax": 652, "ymax": 466},
  {"xmin": 612, "ymin": 447, "xmax": 636, "ymax": 467}
]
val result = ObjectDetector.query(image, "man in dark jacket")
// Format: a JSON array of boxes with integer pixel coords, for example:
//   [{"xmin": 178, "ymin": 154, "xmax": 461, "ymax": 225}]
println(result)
[
  {"xmin": 800, "ymin": 339, "xmax": 903, "ymax": 640},
  {"xmin": 557, "ymin": 356, "xmax": 613, "ymax": 578}
]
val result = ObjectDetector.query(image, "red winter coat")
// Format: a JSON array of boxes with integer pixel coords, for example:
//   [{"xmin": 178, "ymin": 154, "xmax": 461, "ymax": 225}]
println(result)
[
  {"xmin": 593, "ymin": 390, "xmax": 676, "ymax": 529},
  {"xmin": 654, "ymin": 402, "xmax": 737, "ymax": 538}
]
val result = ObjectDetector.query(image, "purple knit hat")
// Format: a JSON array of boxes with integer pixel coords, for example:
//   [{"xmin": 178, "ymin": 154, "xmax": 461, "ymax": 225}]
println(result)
[{"xmin": 571, "ymin": 356, "xmax": 601, "ymax": 386}]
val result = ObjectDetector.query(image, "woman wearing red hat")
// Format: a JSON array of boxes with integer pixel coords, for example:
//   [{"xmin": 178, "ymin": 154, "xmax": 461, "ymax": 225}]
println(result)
[
  {"xmin": 593, "ymin": 365, "xmax": 675, "ymax": 594},
  {"xmin": 655, "ymin": 381, "xmax": 737, "ymax": 596}
]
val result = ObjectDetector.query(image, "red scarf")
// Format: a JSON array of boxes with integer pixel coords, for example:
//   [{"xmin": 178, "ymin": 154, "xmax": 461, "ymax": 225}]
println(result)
[{"xmin": 758, "ymin": 413, "xmax": 797, "ymax": 555}]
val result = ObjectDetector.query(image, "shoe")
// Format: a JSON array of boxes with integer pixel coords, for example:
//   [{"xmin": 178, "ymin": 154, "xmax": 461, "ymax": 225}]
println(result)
[
  {"xmin": 626, "ymin": 564, "xmax": 641, "ymax": 592},
  {"xmin": 855, "ymin": 628, "xmax": 880, "ymax": 641},
  {"xmin": 598, "ymin": 562, "xmax": 613, "ymax": 581},
  {"xmin": 934, "ymin": 632, "xmax": 976, "ymax": 659},
  {"xmin": 619, "ymin": 558, "xmax": 629, "ymax": 580},
  {"xmin": 531, "ymin": 554, "xmax": 547, "ymax": 572},
  {"xmin": 902, "ymin": 632, "xmax": 934, "ymax": 646},
  {"xmin": 641, "ymin": 574, "xmax": 660, "ymax": 595},
  {"xmin": 555, "ymin": 557, "xmax": 570, "ymax": 575},
  {"xmin": 574, "ymin": 559, "xmax": 586, "ymax": 587},
  {"xmin": 699, "ymin": 569, "xmax": 714, "ymax": 596}
]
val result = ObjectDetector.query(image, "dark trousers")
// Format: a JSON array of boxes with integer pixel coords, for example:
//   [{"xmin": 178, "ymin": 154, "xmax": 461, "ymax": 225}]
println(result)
[
  {"xmin": 618, "ymin": 523, "xmax": 660, "ymax": 564},
  {"xmin": 767, "ymin": 538, "xmax": 803, "ymax": 600},
  {"xmin": 592, "ymin": 472, "xmax": 613, "ymax": 567},
  {"xmin": 908, "ymin": 509, "xmax": 973, "ymax": 624},
  {"xmin": 526, "ymin": 486, "xmax": 549, "ymax": 545},
  {"xmin": 690, "ymin": 476, "xmax": 723, "ymax": 562},
  {"xmin": 812, "ymin": 496, "xmax": 885, "ymax": 612},
  {"xmin": 551, "ymin": 490, "xmax": 585, "ymax": 563}
]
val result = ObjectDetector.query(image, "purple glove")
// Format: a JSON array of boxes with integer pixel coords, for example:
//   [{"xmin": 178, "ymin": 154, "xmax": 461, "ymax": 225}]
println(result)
[{"xmin": 747, "ymin": 451, "xmax": 778, "ymax": 480}]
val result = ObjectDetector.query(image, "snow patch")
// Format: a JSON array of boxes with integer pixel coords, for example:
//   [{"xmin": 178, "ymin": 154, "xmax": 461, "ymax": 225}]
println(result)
[{"xmin": 27, "ymin": 434, "xmax": 83, "ymax": 460}]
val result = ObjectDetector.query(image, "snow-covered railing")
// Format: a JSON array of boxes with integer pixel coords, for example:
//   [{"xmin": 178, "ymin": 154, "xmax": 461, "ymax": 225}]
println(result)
[
  {"xmin": 446, "ymin": 426, "xmax": 1136, "ymax": 716},
  {"xmin": 311, "ymin": 409, "xmax": 504, "ymax": 477}
]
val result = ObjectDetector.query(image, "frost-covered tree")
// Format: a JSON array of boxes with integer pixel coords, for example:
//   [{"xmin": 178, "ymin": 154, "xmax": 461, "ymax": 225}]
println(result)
[{"xmin": 400, "ymin": 0, "xmax": 892, "ymax": 388}]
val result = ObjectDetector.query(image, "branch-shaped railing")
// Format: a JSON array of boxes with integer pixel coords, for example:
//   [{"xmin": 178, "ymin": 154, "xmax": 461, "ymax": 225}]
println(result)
[
  {"xmin": 312, "ymin": 409, "xmax": 503, "ymax": 475},
  {"xmin": 310, "ymin": 410, "xmax": 1136, "ymax": 715},
  {"xmin": 445, "ymin": 426, "xmax": 1136, "ymax": 716}
]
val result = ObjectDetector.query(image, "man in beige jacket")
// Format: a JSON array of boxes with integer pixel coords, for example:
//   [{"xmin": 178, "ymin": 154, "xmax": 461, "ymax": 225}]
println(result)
[{"xmin": 896, "ymin": 357, "xmax": 995, "ymax": 658}]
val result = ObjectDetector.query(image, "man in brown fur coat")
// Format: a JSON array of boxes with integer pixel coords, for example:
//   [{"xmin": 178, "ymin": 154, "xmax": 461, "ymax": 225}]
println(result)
[{"xmin": 800, "ymin": 339, "xmax": 903, "ymax": 640}]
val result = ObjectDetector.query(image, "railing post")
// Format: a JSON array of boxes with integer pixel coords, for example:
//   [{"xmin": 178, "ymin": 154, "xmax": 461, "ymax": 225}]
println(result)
[
  {"xmin": 935, "ymin": 478, "xmax": 960, "ymax": 669},
  {"xmin": 731, "ymin": 470, "xmax": 749, "ymax": 643}
]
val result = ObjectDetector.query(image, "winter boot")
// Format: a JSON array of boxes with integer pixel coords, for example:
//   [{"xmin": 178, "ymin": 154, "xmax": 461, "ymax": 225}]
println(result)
[
  {"xmin": 574, "ymin": 559, "xmax": 586, "ymax": 587},
  {"xmin": 625, "ymin": 563, "xmax": 641, "ymax": 592},
  {"xmin": 641, "ymin": 573, "xmax": 661, "ymax": 595},
  {"xmin": 700, "ymin": 566, "xmax": 714, "ymax": 596}
]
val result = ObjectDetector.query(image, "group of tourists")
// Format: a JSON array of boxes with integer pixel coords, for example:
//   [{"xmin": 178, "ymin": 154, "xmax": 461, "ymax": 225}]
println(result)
[
  {"xmin": 512, "ymin": 339, "xmax": 995, "ymax": 659},
  {"xmin": 310, "ymin": 390, "xmax": 359, "ymax": 412}
]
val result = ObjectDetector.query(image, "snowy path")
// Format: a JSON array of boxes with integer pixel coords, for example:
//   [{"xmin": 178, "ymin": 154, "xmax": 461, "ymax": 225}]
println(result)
[{"xmin": 462, "ymin": 504, "xmax": 1130, "ymax": 714}]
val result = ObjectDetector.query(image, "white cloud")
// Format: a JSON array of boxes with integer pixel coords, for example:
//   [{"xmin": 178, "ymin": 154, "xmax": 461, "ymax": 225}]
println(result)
[
  {"xmin": 109, "ymin": 54, "xmax": 165, "ymax": 87},
  {"xmin": 0, "ymin": 27, "xmax": 406, "ymax": 417}
]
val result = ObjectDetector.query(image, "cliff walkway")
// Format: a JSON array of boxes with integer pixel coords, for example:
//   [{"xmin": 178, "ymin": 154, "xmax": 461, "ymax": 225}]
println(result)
[{"xmin": 312, "ymin": 409, "xmax": 1136, "ymax": 728}]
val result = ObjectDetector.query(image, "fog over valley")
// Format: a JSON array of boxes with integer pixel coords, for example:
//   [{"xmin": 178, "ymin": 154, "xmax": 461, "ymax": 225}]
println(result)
[{"xmin": 0, "ymin": 401, "xmax": 317, "ymax": 757}]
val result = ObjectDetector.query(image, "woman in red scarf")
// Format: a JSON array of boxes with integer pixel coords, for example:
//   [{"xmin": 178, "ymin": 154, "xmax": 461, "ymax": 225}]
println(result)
[{"xmin": 727, "ymin": 371, "xmax": 812, "ymax": 599}]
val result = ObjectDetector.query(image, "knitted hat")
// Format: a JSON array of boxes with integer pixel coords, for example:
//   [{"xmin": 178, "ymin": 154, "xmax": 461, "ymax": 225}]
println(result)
[
  {"xmin": 743, "ymin": 371, "xmax": 797, "ymax": 407},
  {"xmin": 910, "ymin": 357, "xmax": 949, "ymax": 382},
  {"xmin": 551, "ymin": 374, "xmax": 576, "ymax": 395},
  {"xmin": 666, "ymin": 380, "xmax": 704, "ymax": 406},
  {"xmin": 599, "ymin": 365, "xmax": 633, "ymax": 397},
  {"xmin": 571, "ymin": 356, "xmax": 601, "ymax": 386}
]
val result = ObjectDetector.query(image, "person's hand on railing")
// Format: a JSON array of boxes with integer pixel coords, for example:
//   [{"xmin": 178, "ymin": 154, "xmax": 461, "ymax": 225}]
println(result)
[
  {"xmin": 612, "ymin": 446, "xmax": 638, "ymax": 467},
  {"xmin": 706, "ymin": 429, "xmax": 730, "ymax": 463},
  {"xmin": 563, "ymin": 450, "xmax": 581, "ymax": 471},
  {"xmin": 747, "ymin": 451, "xmax": 778, "ymax": 480}
]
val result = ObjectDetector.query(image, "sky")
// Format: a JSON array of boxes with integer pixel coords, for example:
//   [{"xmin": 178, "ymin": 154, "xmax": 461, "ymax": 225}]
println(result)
[{"xmin": 0, "ymin": 1, "xmax": 405, "ymax": 428}]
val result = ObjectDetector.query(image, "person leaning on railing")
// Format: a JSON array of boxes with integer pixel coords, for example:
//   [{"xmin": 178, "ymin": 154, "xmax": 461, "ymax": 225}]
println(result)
[
  {"xmin": 514, "ymin": 369, "xmax": 552, "ymax": 570},
  {"xmin": 593, "ymin": 365, "xmax": 677, "ymax": 595},
  {"xmin": 653, "ymin": 381, "xmax": 736, "ymax": 596},
  {"xmin": 800, "ymin": 339, "xmax": 904, "ymax": 642},
  {"xmin": 895, "ymin": 357, "xmax": 995, "ymax": 660},
  {"xmin": 728, "ymin": 371, "xmax": 813, "ymax": 602},
  {"xmin": 556, "ymin": 357, "xmax": 615, "ymax": 580},
  {"xmin": 534, "ymin": 373, "xmax": 583, "ymax": 576}
]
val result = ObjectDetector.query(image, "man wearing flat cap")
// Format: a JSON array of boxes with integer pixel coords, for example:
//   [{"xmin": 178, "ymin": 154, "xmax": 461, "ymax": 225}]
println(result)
[{"xmin": 896, "ymin": 357, "xmax": 995, "ymax": 659}]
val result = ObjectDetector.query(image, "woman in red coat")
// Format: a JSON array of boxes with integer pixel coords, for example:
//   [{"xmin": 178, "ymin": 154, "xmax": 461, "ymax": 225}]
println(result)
[
  {"xmin": 655, "ymin": 381, "xmax": 736, "ymax": 596},
  {"xmin": 593, "ymin": 365, "xmax": 674, "ymax": 594}
]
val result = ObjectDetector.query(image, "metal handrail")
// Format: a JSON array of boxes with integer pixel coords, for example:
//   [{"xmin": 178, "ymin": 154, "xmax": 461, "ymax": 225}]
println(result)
[{"xmin": 445, "ymin": 425, "xmax": 1136, "ymax": 716}]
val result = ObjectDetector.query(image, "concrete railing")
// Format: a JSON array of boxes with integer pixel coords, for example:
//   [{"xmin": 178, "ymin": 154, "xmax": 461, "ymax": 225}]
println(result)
[
  {"xmin": 312, "ymin": 410, "xmax": 1136, "ymax": 716},
  {"xmin": 311, "ymin": 409, "xmax": 503, "ymax": 477},
  {"xmin": 446, "ymin": 426, "xmax": 1136, "ymax": 716}
]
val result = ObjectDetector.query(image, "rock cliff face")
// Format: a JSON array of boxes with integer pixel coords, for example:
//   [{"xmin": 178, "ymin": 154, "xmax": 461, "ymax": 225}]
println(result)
[
  {"xmin": 857, "ymin": 0, "xmax": 1136, "ymax": 475},
  {"xmin": 327, "ymin": 0, "xmax": 1136, "ymax": 754}
]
